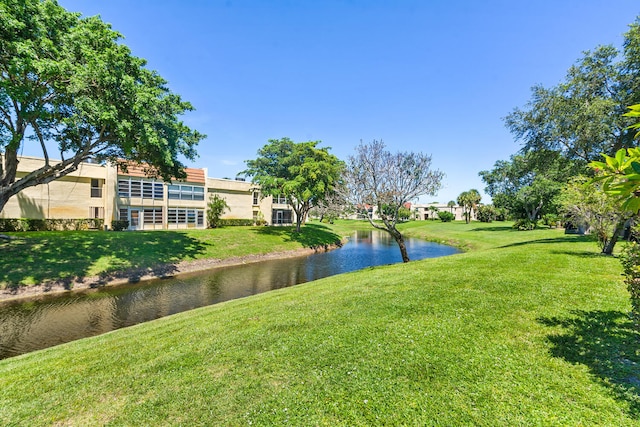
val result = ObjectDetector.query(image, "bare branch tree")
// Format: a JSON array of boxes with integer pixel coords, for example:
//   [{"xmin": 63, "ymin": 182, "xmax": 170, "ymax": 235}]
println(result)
[{"xmin": 344, "ymin": 140, "xmax": 444, "ymax": 262}]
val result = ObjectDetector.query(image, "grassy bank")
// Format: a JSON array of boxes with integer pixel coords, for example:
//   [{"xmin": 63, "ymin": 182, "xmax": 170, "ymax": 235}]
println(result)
[
  {"xmin": 0, "ymin": 223, "xmax": 343, "ymax": 288},
  {"xmin": 1, "ymin": 221, "xmax": 639, "ymax": 425}
]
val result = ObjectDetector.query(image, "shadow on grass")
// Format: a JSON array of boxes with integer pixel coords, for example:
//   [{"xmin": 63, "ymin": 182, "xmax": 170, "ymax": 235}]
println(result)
[
  {"xmin": 470, "ymin": 225, "xmax": 517, "ymax": 232},
  {"xmin": 1, "ymin": 231, "xmax": 208, "ymax": 290},
  {"xmin": 254, "ymin": 223, "xmax": 343, "ymax": 249},
  {"xmin": 549, "ymin": 249, "xmax": 608, "ymax": 259},
  {"xmin": 498, "ymin": 235, "xmax": 594, "ymax": 248},
  {"xmin": 539, "ymin": 310, "xmax": 640, "ymax": 417}
]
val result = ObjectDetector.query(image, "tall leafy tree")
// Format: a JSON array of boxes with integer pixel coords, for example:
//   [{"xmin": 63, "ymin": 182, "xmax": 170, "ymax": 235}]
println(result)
[
  {"xmin": 456, "ymin": 189, "xmax": 481, "ymax": 224},
  {"xmin": 343, "ymin": 140, "xmax": 443, "ymax": 262},
  {"xmin": 505, "ymin": 18, "xmax": 640, "ymax": 165},
  {"xmin": 479, "ymin": 151, "xmax": 574, "ymax": 223},
  {"xmin": 244, "ymin": 138, "xmax": 344, "ymax": 232},
  {"xmin": 0, "ymin": 0, "xmax": 204, "ymax": 213}
]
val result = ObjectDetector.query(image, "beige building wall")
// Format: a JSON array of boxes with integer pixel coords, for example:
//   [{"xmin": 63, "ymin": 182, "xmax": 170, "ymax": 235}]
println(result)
[
  {"xmin": 412, "ymin": 203, "xmax": 475, "ymax": 221},
  {"xmin": 1, "ymin": 156, "xmax": 111, "ymax": 221},
  {"xmin": 206, "ymin": 177, "xmax": 272, "ymax": 224},
  {"xmin": 3, "ymin": 156, "xmax": 294, "ymax": 229}
]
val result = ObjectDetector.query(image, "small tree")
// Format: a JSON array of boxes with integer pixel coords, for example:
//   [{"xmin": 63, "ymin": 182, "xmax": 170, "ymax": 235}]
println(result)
[
  {"xmin": 447, "ymin": 200, "xmax": 456, "ymax": 214},
  {"xmin": 437, "ymin": 211, "xmax": 455, "ymax": 222},
  {"xmin": 559, "ymin": 176, "xmax": 630, "ymax": 254},
  {"xmin": 457, "ymin": 189, "xmax": 481, "ymax": 223},
  {"xmin": 476, "ymin": 204, "xmax": 497, "ymax": 223},
  {"xmin": 428, "ymin": 205, "xmax": 439, "ymax": 220},
  {"xmin": 207, "ymin": 194, "xmax": 229, "ymax": 228},
  {"xmin": 398, "ymin": 205, "xmax": 412, "ymax": 222},
  {"xmin": 244, "ymin": 138, "xmax": 344, "ymax": 232},
  {"xmin": 344, "ymin": 140, "xmax": 443, "ymax": 262}
]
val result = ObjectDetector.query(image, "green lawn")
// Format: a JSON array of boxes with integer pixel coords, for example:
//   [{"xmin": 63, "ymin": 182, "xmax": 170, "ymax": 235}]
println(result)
[
  {"xmin": 1, "ymin": 221, "xmax": 639, "ymax": 425},
  {"xmin": 0, "ymin": 223, "xmax": 343, "ymax": 288}
]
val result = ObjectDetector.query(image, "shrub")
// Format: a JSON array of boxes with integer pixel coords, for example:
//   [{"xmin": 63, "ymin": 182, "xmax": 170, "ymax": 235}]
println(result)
[
  {"xmin": 437, "ymin": 211, "xmax": 455, "ymax": 222},
  {"xmin": 0, "ymin": 218, "xmax": 104, "ymax": 231},
  {"xmin": 207, "ymin": 194, "xmax": 230, "ymax": 228},
  {"xmin": 542, "ymin": 213, "xmax": 560, "ymax": 228},
  {"xmin": 513, "ymin": 218, "xmax": 537, "ymax": 231},
  {"xmin": 218, "ymin": 219, "xmax": 254, "ymax": 227},
  {"xmin": 111, "ymin": 220, "xmax": 129, "ymax": 231},
  {"xmin": 476, "ymin": 205, "xmax": 497, "ymax": 223},
  {"xmin": 620, "ymin": 242, "xmax": 640, "ymax": 328}
]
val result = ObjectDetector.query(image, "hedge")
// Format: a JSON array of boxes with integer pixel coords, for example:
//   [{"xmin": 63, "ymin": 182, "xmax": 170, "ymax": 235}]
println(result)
[
  {"xmin": 0, "ymin": 218, "xmax": 104, "ymax": 232},
  {"xmin": 216, "ymin": 218, "xmax": 255, "ymax": 227}
]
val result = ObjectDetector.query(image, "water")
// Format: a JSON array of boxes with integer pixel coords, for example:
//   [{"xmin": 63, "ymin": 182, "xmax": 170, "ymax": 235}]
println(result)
[{"xmin": 0, "ymin": 230, "xmax": 459, "ymax": 359}]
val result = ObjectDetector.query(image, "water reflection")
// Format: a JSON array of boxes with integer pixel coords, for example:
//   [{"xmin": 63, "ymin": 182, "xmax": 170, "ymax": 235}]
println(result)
[{"xmin": 0, "ymin": 230, "xmax": 459, "ymax": 359}]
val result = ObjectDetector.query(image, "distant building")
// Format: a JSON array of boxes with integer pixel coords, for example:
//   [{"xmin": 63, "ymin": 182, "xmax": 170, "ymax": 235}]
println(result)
[
  {"xmin": 412, "ymin": 203, "xmax": 475, "ymax": 221},
  {"xmin": 1, "ymin": 156, "xmax": 296, "ymax": 229}
]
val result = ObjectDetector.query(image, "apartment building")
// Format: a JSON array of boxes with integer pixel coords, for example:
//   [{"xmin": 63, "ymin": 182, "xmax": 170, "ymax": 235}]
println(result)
[
  {"xmin": 1, "ymin": 156, "xmax": 294, "ymax": 230},
  {"xmin": 412, "ymin": 203, "xmax": 473, "ymax": 221}
]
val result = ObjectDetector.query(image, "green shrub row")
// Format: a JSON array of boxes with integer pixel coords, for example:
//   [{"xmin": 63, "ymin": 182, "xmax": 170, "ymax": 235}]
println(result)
[
  {"xmin": 0, "ymin": 218, "xmax": 104, "ymax": 232},
  {"xmin": 218, "ymin": 218, "xmax": 255, "ymax": 227}
]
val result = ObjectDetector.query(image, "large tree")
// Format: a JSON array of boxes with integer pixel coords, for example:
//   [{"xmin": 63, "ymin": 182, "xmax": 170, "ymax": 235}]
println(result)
[
  {"xmin": 479, "ymin": 151, "xmax": 574, "ymax": 223},
  {"xmin": 343, "ymin": 140, "xmax": 443, "ymax": 262},
  {"xmin": 244, "ymin": 137, "xmax": 344, "ymax": 232},
  {"xmin": 0, "ymin": 0, "xmax": 204, "ymax": 213},
  {"xmin": 504, "ymin": 18, "xmax": 640, "ymax": 166}
]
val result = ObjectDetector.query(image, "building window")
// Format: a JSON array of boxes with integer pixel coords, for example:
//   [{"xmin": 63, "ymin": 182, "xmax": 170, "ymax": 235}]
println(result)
[
  {"xmin": 89, "ymin": 206, "xmax": 104, "ymax": 218},
  {"xmin": 143, "ymin": 208, "xmax": 163, "ymax": 225},
  {"xmin": 253, "ymin": 192, "xmax": 259, "ymax": 205},
  {"xmin": 167, "ymin": 208, "xmax": 205, "ymax": 226},
  {"xmin": 119, "ymin": 208, "xmax": 129, "ymax": 221},
  {"xmin": 272, "ymin": 195, "xmax": 287, "ymax": 204},
  {"xmin": 117, "ymin": 178, "xmax": 164, "ymax": 199},
  {"xmin": 168, "ymin": 184, "xmax": 205, "ymax": 200},
  {"xmin": 272, "ymin": 209, "xmax": 292, "ymax": 224},
  {"xmin": 118, "ymin": 180, "xmax": 129, "ymax": 197},
  {"xmin": 90, "ymin": 179, "xmax": 102, "ymax": 198}
]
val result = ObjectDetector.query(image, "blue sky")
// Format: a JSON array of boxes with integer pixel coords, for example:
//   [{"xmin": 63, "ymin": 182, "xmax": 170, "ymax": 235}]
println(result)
[{"xmin": 56, "ymin": 0, "xmax": 640, "ymax": 204}]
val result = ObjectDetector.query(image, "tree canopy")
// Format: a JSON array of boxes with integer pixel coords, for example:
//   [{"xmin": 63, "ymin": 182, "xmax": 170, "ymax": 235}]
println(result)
[
  {"xmin": 244, "ymin": 137, "xmax": 344, "ymax": 232},
  {"xmin": 456, "ymin": 189, "xmax": 481, "ymax": 224},
  {"xmin": 0, "ymin": 0, "xmax": 204, "ymax": 212},
  {"xmin": 504, "ymin": 19, "xmax": 640, "ymax": 164},
  {"xmin": 479, "ymin": 151, "xmax": 575, "ymax": 222},
  {"xmin": 343, "ymin": 140, "xmax": 443, "ymax": 262}
]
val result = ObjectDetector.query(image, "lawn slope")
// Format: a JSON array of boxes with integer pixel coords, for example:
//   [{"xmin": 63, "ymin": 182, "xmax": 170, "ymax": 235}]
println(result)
[{"xmin": 0, "ymin": 222, "xmax": 638, "ymax": 426}]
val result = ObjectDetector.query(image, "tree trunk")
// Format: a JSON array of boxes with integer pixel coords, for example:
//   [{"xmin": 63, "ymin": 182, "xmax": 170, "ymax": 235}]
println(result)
[
  {"xmin": 602, "ymin": 219, "xmax": 626, "ymax": 255},
  {"xmin": 0, "ymin": 190, "xmax": 12, "ymax": 215},
  {"xmin": 388, "ymin": 227, "xmax": 410, "ymax": 262}
]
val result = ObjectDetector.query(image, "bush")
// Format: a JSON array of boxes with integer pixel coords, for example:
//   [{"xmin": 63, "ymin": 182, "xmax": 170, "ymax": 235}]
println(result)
[
  {"xmin": 0, "ymin": 218, "xmax": 104, "ymax": 231},
  {"xmin": 437, "ymin": 211, "xmax": 455, "ymax": 222},
  {"xmin": 542, "ymin": 213, "xmax": 560, "ymax": 228},
  {"xmin": 620, "ymin": 242, "xmax": 640, "ymax": 328},
  {"xmin": 207, "ymin": 194, "xmax": 230, "ymax": 228},
  {"xmin": 111, "ymin": 220, "xmax": 129, "ymax": 231},
  {"xmin": 476, "ymin": 205, "xmax": 497, "ymax": 223},
  {"xmin": 217, "ymin": 218, "xmax": 254, "ymax": 227},
  {"xmin": 513, "ymin": 218, "xmax": 537, "ymax": 231}
]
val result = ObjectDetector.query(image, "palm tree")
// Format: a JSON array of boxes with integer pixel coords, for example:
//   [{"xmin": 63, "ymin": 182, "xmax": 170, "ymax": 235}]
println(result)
[{"xmin": 447, "ymin": 200, "xmax": 455, "ymax": 214}]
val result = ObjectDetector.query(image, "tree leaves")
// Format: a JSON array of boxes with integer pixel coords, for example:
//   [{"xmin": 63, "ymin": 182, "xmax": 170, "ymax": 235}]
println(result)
[{"xmin": 0, "ymin": 0, "xmax": 204, "ymax": 211}]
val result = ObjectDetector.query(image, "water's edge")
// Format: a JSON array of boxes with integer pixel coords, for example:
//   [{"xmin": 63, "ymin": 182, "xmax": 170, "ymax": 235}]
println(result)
[{"xmin": 0, "ymin": 242, "xmax": 344, "ymax": 304}]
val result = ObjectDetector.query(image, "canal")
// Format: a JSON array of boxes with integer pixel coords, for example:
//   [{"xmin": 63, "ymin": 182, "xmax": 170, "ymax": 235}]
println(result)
[{"xmin": 0, "ymin": 230, "xmax": 459, "ymax": 359}]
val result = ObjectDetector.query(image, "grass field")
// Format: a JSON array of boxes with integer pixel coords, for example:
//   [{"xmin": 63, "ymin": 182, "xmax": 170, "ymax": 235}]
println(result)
[
  {"xmin": 1, "ymin": 220, "xmax": 639, "ymax": 425},
  {"xmin": 0, "ymin": 223, "xmax": 343, "ymax": 288}
]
